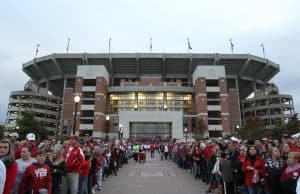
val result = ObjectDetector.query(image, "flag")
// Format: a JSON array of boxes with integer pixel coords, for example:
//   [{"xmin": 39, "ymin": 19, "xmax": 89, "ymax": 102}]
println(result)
[
  {"xmin": 66, "ymin": 38, "xmax": 70, "ymax": 53},
  {"xmin": 187, "ymin": 38, "xmax": 192, "ymax": 49},
  {"xmin": 109, "ymin": 37, "xmax": 111, "ymax": 53},
  {"xmin": 229, "ymin": 38, "xmax": 234, "ymax": 53},
  {"xmin": 35, "ymin": 43, "xmax": 40, "ymax": 58}
]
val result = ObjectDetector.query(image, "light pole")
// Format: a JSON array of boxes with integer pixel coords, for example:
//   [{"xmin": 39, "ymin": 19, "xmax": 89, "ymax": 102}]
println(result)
[
  {"xmin": 119, "ymin": 124, "xmax": 122, "ymax": 139},
  {"xmin": 105, "ymin": 116, "xmax": 110, "ymax": 138},
  {"xmin": 73, "ymin": 95, "xmax": 80, "ymax": 135},
  {"xmin": 235, "ymin": 125, "xmax": 240, "ymax": 137},
  {"xmin": 184, "ymin": 128, "xmax": 188, "ymax": 143}
]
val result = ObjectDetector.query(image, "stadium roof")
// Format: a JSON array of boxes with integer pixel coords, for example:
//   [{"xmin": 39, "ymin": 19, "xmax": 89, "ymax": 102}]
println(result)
[{"xmin": 22, "ymin": 53, "xmax": 280, "ymax": 99}]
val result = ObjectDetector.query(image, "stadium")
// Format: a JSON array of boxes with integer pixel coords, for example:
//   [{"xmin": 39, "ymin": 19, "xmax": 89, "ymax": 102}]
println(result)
[{"xmin": 21, "ymin": 53, "xmax": 280, "ymax": 138}]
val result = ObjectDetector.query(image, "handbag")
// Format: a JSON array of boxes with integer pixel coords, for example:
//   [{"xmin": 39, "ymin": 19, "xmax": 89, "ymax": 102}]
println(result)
[{"xmin": 252, "ymin": 171, "xmax": 260, "ymax": 184}]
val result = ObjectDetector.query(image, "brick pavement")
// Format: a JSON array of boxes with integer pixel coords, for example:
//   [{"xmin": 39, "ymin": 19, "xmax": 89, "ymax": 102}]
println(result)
[{"xmin": 100, "ymin": 152, "xmax": 209, "ymax": 194}]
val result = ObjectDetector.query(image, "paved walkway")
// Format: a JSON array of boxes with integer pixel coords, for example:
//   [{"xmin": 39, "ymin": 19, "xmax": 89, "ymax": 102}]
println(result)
[{"xmin": 100, "ymin": 152, "xmax": 208, "ymax": 194}]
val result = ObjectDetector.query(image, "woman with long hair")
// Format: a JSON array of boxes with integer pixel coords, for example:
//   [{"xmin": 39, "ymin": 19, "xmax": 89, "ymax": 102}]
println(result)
[
  {"xmin": 242, "ymin": 145, "xmax": 266, "ymax": 194},
  {"xmin": 265, "ymin": 147, "xmax": 286, "ymax": 194},
  {"xmin": 280, "ymin": 151, "xmax": 300, "ymax": 194},
  {"xmin": 0, "ymin": 139, "xmax": 18, "ymax": 194}
]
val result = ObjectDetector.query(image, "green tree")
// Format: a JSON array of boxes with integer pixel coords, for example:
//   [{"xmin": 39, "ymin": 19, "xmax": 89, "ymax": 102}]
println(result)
[
  {"xmin": 192, "ymin": 118, "xmax": 205, "ymax": 141},
  {"xmin": 286, "ymin": 114, "xmax": 299, "ymax": 135},
  {"xmin": 0, "ymin": 125, "xmax": 4, "ymax": 139},
  {"xmin": 16, "ymin": 111, "xmax": 48, "ymax": 140},
  {"xmin": 239, "ymin": 116, "xmax": 267, "ymax": 140},
  {"xmin": 269, "ymin": 120, "xmax": 288, "ymax": 140}
]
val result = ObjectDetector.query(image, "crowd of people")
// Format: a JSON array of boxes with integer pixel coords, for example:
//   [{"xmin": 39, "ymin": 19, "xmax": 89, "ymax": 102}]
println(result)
[
  {"xmin": 0, "ymin": 133, "xmax": 131, "ymax": 194},
  {"xmin": 148, "ymin": 134, "xmax": 300, "ymax": 194},
  {"xmin": 1, "ymin": 132, "xmax": 300, "ymax": 194}
]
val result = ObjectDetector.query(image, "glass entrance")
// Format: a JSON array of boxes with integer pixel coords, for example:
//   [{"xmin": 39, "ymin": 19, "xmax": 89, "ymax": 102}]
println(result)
[{"xmin": 130, "ymin": 122, "xmax": 172, "ymax": 138}]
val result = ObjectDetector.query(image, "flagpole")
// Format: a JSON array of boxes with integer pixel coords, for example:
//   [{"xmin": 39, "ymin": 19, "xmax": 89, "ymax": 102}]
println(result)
[
  {"xmin": 150, "ymin": 37, "xmax": 152, "ymax": 53},
  {"xmin": 260, "ymin": 43, "xmax": 265, "ymax": 58},
  {"xmin": 109, "ymin": 38, "xmax": 111, "ymax": 59},
  {"xmin": 35, "ymin": 43, "xmax": 40, "ymax": 58},
  {"xmin": 66, "ymin": 38, "xmax": 70, "ymax": 54},
  {"xmin": 187, "ymin": 38, "xmax": 192, "ymax": 54}
]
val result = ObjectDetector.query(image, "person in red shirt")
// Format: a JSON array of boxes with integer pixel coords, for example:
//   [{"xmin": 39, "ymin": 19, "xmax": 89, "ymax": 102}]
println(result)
[
  {"xmin": 150, "ymin": 143, "xmax": 155, "ymax": 158},
  {"xmin": 19, "ymin": 149, "xmax": 52, "ymax": 194},
  {"xmin": 63, "ymin": 135, "xmax": 84, "ymax": 194},
  {"xmin": 242, "ymin": 145, "xmax": 266, "ymax": 194},
  {"xmin": 0, "ymin": 139, "xmax": 18, "ymax": 194},
  {"xmin": 15, "ymin": 134, "xmax": 38, "ymax": 159},
  {"xmin": 78, "ymin": 153, "xmax": 92, "ymax": 194}
]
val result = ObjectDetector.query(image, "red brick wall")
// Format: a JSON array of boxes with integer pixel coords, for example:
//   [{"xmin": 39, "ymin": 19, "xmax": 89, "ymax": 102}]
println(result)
[
  {"xmin": 194, "ymin": 77, "xmax": 208, "ymax": 132},
  {"xmin": 219, "ymin": 78, "xmax": 230, "ymax": 134},
  {"xmin": 229, "ymin": 88, "xmax": 241, "ymax": 132},
  {"xmin": 94, "ymin": 77, "xmax": 107, "ymax": 132}
]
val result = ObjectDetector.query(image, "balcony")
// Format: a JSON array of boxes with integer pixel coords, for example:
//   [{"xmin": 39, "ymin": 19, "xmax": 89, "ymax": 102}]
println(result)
[
  {"xmin": 208, "ymin": 125, "xmax": 222, "ymax": 131},
  {"xmin": 79, "ymin": 124, "xmax": 93, "ymax": 130},
  {"xmin": 82, "ymin": 86, "xmax": 96, "ymax": 91},
  {"xmin": 81, "ymin": 105, "xmax": 95, "ymax": 110},
  {"xmin": 206, "ymin": 87, "xmax": 220, "ymax": 92},
  {"xmin": 207, "ymin": 105, "xmax": 221, "ymax": 111}
]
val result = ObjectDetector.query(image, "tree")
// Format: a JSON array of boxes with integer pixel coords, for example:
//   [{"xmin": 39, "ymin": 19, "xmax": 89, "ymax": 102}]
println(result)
[
  {"xmin": 270, "ymin": 120, "xmax": 288, "ymax": 140},
  {"xmin": 192, "ymin": 118, "xmax": 205, "ymax": 141},
  {"xmin": 16, "ymin": 111, "xmax": 48, "ymax": 140},
  {"xmin": 239, "ymin": 116, "xmax": 267, "ymax": 140},
  {"xmin": 0, "ymin": 125, "xmax": 4, "ymax": 139},
  {"xmin": 286, "ymin": 113, "xmax": 299, "ymax": 135}
]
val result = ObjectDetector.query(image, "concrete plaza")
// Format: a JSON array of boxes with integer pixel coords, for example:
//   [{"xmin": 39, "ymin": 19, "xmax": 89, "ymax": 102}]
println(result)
[{"xmin": 100, "ymin": 152, "xmax": 208, "ymax": 194}]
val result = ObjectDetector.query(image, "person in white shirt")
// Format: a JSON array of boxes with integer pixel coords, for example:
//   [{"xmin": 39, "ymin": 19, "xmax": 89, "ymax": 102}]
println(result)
[
  {"xmin": 164, "ymin": 144, "xmax": 169, "ymax": 160},
  {"xmin": 12, "ymin": 146, "xmax": 36, "ymax": 194},
  {"xmin": 0, "ymin": 159, "xmax": 6, "ymax": 194}
]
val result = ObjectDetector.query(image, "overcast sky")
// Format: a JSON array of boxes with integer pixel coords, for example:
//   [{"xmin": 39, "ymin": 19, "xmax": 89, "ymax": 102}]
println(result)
[{"xmin": 1, "ymin": 0, "xmax": 300, "ymax": 123}]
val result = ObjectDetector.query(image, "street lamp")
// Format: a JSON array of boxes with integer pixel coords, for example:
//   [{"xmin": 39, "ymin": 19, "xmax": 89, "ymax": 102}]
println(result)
[
  {"xmin": 16, "ymin": 126, "xmax": 19, "ymax": 130},
  {"xmin": 119, "ymin": 124, "xmax": 122, "ymax": 139},
  {"xmin": 235, "ymin": 125, "xmax": 240, "ymax": 137},
  {"xmin": 105, "ymin": 116, "xmax": 110, "ymax": 138},
  {"xmin": 72, "ymin": 95, "xmax": 80, "ymax": 135},
  {"xmin": 184, "ymin": 128, "xmax": 188, "ymax": 143}
]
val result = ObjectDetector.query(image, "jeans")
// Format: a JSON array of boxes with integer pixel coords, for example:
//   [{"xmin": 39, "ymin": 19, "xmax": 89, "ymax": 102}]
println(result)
[
  {"xmin": 248, "ymin": 186, "xmax": 262, "ymax": 194},
  {"xmin": 151, "ymin": 151, "xmax": 154, "ymax": 158},
  {"xmin": 65, "ymin": 173, "xmax": 79, "ymax": 194},
  {"xmin": 96, "ymin": 168, "xmax": 104, "ymax": 189},
  {"xmin": 78, "ymin": 175, "xmax": 88, "ymax": 194}
]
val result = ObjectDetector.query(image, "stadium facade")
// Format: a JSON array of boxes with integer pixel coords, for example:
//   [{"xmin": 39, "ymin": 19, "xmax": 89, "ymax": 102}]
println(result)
[
  {"xmin": 18, "ymin": 53, "xmax": 282, "ymax": 138},
  {"xmin": 5, "ymin": 80, "xmax": 62, "ymax": 133}
]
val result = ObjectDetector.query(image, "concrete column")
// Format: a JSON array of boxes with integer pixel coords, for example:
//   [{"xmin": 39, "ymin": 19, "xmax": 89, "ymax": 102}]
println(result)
[
  {"xmin": 74, "ymin": 77, "xmax": 83, "ymax": 133},
  {"xmin": 253, "ymin": 81, "xmax": 257, "ymax": 96}
]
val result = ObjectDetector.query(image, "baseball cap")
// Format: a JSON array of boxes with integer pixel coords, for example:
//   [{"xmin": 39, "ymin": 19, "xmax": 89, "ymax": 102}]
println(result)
[
  {"xmin": 230, "ymin": 136, "xmax": 241, "ymax": 143},
  {"xmin": 282, "ymin": 134, "xmax": 290, "ymax": 138},
  {"xmin": 26, "ymin": 133, "xmax": 36, "ymax": 141},
  {"xmin": 8, "ymin": 132, "xmax": 19, "ymax": 138}
]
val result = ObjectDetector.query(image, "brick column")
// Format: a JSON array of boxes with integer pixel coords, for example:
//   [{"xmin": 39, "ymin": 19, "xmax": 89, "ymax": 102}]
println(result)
[
  {"xmin": 74, "ymin": 77, "xmax": 83, "ymax": 133},
  {"xmin": 61, "ymin": 88, "xmax": 74, "ymax": 135},
  {"xmin": 94, "ymin": 77, "xmax": 107, "ymax": 133},
  {"xmin": 229, "ymin": 88, "xmax": 241, "ymax": 133},
  {"xmin": 194, "ymin": 77, "xmax": 208, "ymax": 136},
  {"xmin": 219, "ymin": 77, "xmax": 230, "ymax": 135}
]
